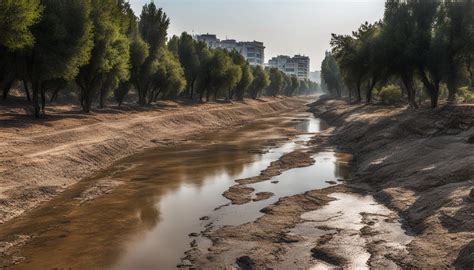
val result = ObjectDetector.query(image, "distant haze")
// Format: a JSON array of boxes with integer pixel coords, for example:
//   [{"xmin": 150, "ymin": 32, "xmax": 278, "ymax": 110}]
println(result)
[{"xmin": 129, "ymin": 0, "xmax": 385, "ymax": 71}]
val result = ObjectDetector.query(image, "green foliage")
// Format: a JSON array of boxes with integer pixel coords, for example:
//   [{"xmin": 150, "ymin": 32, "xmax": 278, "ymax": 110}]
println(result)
[
  {"xmin": 267, "ymin": 67, "xmax": 285, "ymax": 97},
  {"xmin": 457, "ymin": 86, "xmax": 474, "ymax": 103},
  {"xmin": 149, "ymin": 47, "xmax": 186, "ymax": 101},
  {"xmin": 321, "ymin": 52, "xmax": 344, "ymax": 98},
  {"xmin": 249, "ymin": 65, "xmax": 270, "ymax": 99},
  {"xmin": 139, "ymin": 2, "xmax": 169, "ymax": 52},
  {"xmin": 329, "ymin": 0, "xmax": 474, "ymax": 108},
  {"xmin": 378, "ymin": 84, "xmax": 402, "ymax": 105},
  {"xmin": 0, "ymin": 0, "xmax": 43, "ymax": 50},
  {"xmin": 133, "ymin": 2, "xmax": 171, "ymax": 105},
  {"xmin": 77, "ymin": 0, "xmax": 131, "ymax": 112},
  {"xmin": 235, "ymin": 63, "xmax": 254, "ymax": 100},
  {"xmin": 28, "ymin": 0, "xmax": 94, "ymax": 117}
]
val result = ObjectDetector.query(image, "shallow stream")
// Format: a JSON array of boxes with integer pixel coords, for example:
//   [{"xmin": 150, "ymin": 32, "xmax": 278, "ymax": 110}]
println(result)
[{"xmin": 0, "ymin": 111, "xmax": 411, "ymax": 270}]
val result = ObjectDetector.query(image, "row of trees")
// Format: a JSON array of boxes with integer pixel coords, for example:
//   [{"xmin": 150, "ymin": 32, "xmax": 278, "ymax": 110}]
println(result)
[
  {"xmin": 0, "ymin": 0, "xmax": 319, "ymax": 118},
  {"xmin": 321, "ymin": 0, "xmax": 474, "ymax": 108}
]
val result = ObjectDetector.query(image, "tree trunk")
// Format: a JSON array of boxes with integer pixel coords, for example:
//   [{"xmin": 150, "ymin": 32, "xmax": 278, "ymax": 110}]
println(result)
[
  {"xmin": 356, "ymin": 79, "xmax": 362, "ymax": 103},
  {"xmin": 40, "ymin": 84, "xmax": 46, "ymax": 116},
  {"xmin": 199, "ymin": 88, "xmax": 204, "ymax": 102},
  {"xmin": 82, "ymin": 86, "xmax": 91, "ymax": 113},
  {"xmin": 366, "ymin": 79, "xmax": 377, "ymax": 104},
  {"xmin": 32, "ymin": 82, "xmax": 40, "ymax": 118},
  {"xmin": 447, "ymin": 63, "xmax": 458, "ymax": 103},
  {"xmin": 190, "ymin": 77, "xmax": 196, "ymax": 100},
  {"xmin": 50, "ymin": 87, "xmax": 60, "ymax": 102},
  {"xmin": 2, "ymin": 79, "xmax": 13, "ymax": 100},
  {"xmin": 401, "ymin": 72, "xmax": 418, "ymax": 109},
  {"xmin": 23, "ymin": 80, "xmax": 31, "ymax": 102},
  {"xmin": 99, "ymin": 88, "xmax": 105, "ymax": 109}
]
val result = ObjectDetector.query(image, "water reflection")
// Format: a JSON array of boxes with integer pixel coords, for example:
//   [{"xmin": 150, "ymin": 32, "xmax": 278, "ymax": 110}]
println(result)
[{"xmin": 0, "ymin": 113, "xmax": 347, "ymax": 270}]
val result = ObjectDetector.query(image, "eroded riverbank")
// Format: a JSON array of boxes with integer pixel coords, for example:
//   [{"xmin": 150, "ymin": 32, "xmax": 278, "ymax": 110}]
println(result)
[
  {"xmin": 0, "ymin": 97, "xmax": 306, "ymax": 224},
  {"xmin": 0, "ymin": 109, "xmax": 336, "ymax": 269},
  {"xmin": 309, "ymin": 98, "xmax": 474, "ymax": 268},
  {"xmin": 1, "ymin": 99, "xmax": 434, "ymax": 269}
]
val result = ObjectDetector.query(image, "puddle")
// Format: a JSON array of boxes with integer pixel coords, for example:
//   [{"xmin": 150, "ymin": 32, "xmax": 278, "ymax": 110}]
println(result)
[
  {"xmin": 213, "ymin": 152, "xmax": 351, "ymax": 226},
  {"xmin": 288, "ymin": 193, "xmax": 413, "ymax": 269}
]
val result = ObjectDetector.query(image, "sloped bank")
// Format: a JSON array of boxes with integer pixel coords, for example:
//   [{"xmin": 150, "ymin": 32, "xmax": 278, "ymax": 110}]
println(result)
[
  {"xmin": 0, "ymin": 97, "xmax": 307, "ymax": 224},
  {"xmin": 309, "ymin": 98, "xmax": 474, "ymax": 268}
]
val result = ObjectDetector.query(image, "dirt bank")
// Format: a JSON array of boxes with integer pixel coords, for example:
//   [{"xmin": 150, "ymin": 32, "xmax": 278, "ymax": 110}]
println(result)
[
  {"xmin": 310, "ymin": 98, "xmax": 474, "ymax": 268},
  {"xmin": 0, "ymin": 97, "xmax": 307, "ymax": 224},
  {"xmin": 184, "ymin": 98, "xmax": 472, "ymax": 269}
]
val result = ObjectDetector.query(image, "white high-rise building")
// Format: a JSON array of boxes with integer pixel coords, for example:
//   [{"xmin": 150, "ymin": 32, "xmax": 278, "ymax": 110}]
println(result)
[
  {"xmin": 195, "ymin": 34, "xmax": 265, "ymax": 66},
  {"xmin": 268, "ymin": 55, "xmax": 310, "ymax": 80}
]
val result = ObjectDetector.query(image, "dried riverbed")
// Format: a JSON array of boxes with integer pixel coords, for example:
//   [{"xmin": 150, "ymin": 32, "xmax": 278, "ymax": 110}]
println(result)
[{"xmin": 0, "ymin": 105, "xmax": 415, "ymax": 269}]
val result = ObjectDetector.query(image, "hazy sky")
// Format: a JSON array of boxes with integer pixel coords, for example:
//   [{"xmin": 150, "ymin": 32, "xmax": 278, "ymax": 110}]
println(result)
[{"xmin": 129, "ymin": 0, "xmax": 385, "ymax": 71}]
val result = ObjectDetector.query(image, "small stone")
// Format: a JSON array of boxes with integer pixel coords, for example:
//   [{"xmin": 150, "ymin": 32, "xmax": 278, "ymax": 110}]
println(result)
[
  {"xmin": 325, "ymin": 180, "xmax": 337, "ymax": 185},
  {"xmin": 469, "ymin": 188, "xmax": 474, "ymax": 201},
  {"xmin": 271, "ymin": 181, "xmax": 279, "ymax": 184},
  {"xmin": 188, "ymin": 232, "xmax": 199, "ymax": 237},
  {"xmin": 199, "ymin": 216, "xmax": 210, "ymax": 221},
  {"xmin": 177, "ymin": 259, "xmax": 193, "ymax": 267}
]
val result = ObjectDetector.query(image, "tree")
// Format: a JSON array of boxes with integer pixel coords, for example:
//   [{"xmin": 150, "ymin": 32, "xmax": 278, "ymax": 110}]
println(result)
[
  {"xmin": 321, "ymin": 52, "xmax": 344, "ymax": 98},
  {"xmin": 134, "ymin": 2, "xmax": 170, "ymax": 105},
  {"xmin": 439, "ymin": 0, "xmax": 474, "ymax": 102},
  {"xmin": 235, "ymin": 63, "xmax": 254, "ymax": 100},
  {"xmin": 148, "ymin": 47, "xmax": 186, "ymax": 102},
  {"xmin": 0, "ymin": 0, "xmax": 43, "ymax": 100},
  {"xmin": 170, "ymin": 32, "xmax": 202, "ymax": 99},
  {"xmin": 380, "ymin": 0, "xmax": 419, "ymax": 108},
  {"xmin": 76, "ymin": 0, "xmax": 131, "ymax": 112},
  {"xmin": 289, "ymin": 76, "xmax": 300, "ymax": 97},
  {"xmin": 26, "ymin": 0, "xmax": 93, "ymax": 117},
  {"xmin": 249, "ymin": 65, "xmax": 270, "ymax": 99},
  {"xmin": 411, "ymin": 0, "xmax": 444, "ymax": 108},
  {"xmin": 204, "ymin": 49, "xmax": 241, "ymax": 101},
  {"xmin": 267, "ymin": 67, "xmax": 285, "ymax": 97},
  {"xmin": 0, "ymin": 0, "xmax": 43, "ymax": 50}
]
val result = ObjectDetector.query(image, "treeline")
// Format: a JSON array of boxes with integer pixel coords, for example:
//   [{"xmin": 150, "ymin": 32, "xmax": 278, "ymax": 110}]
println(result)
[
  {"xmin": 0, "ymin": 0, "xmax": 318, "ymax": 118},
  {"xmin": 321, "ymin": 0, "xmax": 474, "ymax": 108}
]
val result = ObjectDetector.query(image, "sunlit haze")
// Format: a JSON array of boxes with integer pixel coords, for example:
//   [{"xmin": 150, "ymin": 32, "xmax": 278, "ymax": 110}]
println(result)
[{"xmin": 129, "ymin": 0, "xmax": 385, "ymax": 70}]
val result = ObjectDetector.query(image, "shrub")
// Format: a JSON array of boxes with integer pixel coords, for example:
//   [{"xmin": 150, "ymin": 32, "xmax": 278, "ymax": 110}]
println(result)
[
  {"xmin": 378, "ymin": 84, "xmax": 402, "ymax": 105},
  {"xmin": 456, "ymin": 86, "xmax": 474, "ymax": 103}
]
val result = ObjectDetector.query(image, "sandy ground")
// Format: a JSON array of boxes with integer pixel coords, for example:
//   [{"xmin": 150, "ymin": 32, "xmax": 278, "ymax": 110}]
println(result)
[
  {"xmin": 310, "ymin": 98, "xmax": 474, "ymax": 268},
  {"xmin": 0, "ymin": 97, "xmax": 307, "ymax": 224},
  {"xmin": 185, "ymin": 98, "xmax": 473, "ymax": 269}
]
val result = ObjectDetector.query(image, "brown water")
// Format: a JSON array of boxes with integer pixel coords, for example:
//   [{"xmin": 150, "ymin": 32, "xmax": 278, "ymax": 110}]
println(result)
[{"xmin": 0, "ymin": 112, "xmax": 351, "ymax": 270}]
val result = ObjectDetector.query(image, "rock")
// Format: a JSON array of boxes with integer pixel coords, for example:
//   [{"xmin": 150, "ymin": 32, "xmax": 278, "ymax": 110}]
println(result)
[
  {"xmin": 236, "ymin": 256, "xmax": 256, "ymax": 270},
  {"xmin": 469, "ymin": 188, "xmax": 474, "ymax": 201},
  {"xmin": 190, "ymin": 239, "xmax": 197, "ymax": 248},
  {"xmin": 454, "ymin": 240, "xmax": 474, "ymax": 269},
  {"xmin": 188, "ymin": 232, "xmax": 199, "ymax": 237},
  {"xmin": 177, "ymin": 259, "xmax": 193, "ymax": 268},
  {"xmin": 271, "ymin": 181, "xmax": 279, "ymax": 184},
  {"xmin": 253, "ymin": 192, "xmax": 274, "ymax": 202},
  {"xmin": 468, "ymin": 136, "xmax": 474, "ymax": 144},
  {"xmin": 199, "ymin": 216, "xmax": 210, "ymax": 221},
  {"xmin": 325, "ymin": 180, "xmax": 338, "ymax": 185}
]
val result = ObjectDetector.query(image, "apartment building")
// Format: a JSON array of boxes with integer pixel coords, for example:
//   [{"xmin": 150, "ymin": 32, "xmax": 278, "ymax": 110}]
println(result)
[
  {"xmin": 195, "ymin": 34, "xmax": 265, "ymax": 66},
  {"xmin": 268, "ymin": 55, "xmax": 310, "ymax": 80}
]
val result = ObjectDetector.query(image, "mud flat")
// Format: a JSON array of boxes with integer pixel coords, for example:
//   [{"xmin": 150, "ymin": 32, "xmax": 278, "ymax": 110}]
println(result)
[
  {"xmin": 0, "ymin": 97, "xmax": 306, "ymax": 224},
  {"xmin": 310, "ymin": 98, "xmax": 474, "ymax": 268}
]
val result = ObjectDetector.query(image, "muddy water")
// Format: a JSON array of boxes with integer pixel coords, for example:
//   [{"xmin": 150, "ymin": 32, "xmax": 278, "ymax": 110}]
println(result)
[
  {"xmin": 0, "ymin": 112, "xmax": 342, "ymax": 270},
  {"xmin": 0, "ymin": 110, "xmax": 413, "ymax": 270}
]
